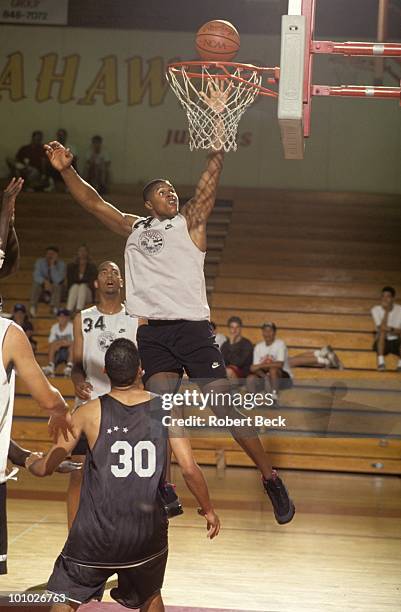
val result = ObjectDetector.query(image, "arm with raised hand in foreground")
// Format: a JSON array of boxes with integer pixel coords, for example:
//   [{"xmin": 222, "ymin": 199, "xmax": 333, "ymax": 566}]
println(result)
[
  {"xmin": 0, "ymin": 177, "xmax": 23, "ymax": 278},
  {"xmin": 169, "ymin": 435, "xmax": 220, "ymax": 539},
  {"xmin": 44, "ymin": 141, "xmax": 138, "ymax": 238},
  {"xmin": 3, "ymin": 324, "xmax": 73, "ymax": 442}
]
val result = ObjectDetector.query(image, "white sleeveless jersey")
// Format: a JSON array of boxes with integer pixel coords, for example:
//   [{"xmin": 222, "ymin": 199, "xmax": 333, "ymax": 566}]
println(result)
[
  {"xmin": 125, "ymin": 213, "xmax": 210, "ymax": 320},
  {"xmin": 0, "ymin": 318, "xmax": 16, "ymax": 484},
  {"xmin": 80, "ymin": 306, "xmax": 138, "ymax": 402}
]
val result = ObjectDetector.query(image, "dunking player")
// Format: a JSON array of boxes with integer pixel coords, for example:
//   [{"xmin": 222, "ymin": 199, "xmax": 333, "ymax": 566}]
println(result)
[
  {"xmin": 45, "ymin": 95, "xmax": 295, "ymax": 524},
  {"xmin": 0, "ymin": 177, "xmax": 73, "ymax": 575},
  {"xmin": 27, "ymin": 339, "xmax": 220, "ymax": 612},
  {"xmin": 67, "ymin": 260, "xmax": 138, "ymax": 527}
]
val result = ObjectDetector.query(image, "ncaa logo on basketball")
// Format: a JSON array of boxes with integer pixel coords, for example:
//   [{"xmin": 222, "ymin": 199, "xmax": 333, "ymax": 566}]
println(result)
[
  {"xmin": 139, "ymin": 230, "xmax": 164, "ymax": 255},
  {"xmin": 97, "ymin": 331, "xmax": 116, "ymax": 352}
]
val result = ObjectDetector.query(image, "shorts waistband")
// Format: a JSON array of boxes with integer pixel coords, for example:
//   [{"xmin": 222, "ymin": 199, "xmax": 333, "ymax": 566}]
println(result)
[{"xmin": 147, "ymin": 319, "xmax": 186, "ymax": 327}]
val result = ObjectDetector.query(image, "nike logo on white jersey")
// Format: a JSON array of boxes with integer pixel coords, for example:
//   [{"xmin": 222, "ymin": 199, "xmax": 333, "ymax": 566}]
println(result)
[{"xmin": 211, "ymin": 362, "xmax": 220, "ymax": 369}]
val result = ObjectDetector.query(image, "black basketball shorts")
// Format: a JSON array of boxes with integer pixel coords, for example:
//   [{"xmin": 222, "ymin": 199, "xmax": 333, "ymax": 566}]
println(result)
[
  {"xmin": 373, "ymin": 337, "xmax": 401, "ymax": 356},
  {"xmin": 137, "ymin": 320, "xmax": 227, "ymax": 385},
  {"xmin": 0, "ymin": 483, "xmax": 7, "ymax": 575},
  {"xmin": 47, "ymin": 549, "xmax": 168, "ymax": 609}
]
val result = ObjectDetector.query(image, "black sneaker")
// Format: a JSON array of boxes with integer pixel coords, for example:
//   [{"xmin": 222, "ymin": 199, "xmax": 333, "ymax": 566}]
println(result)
[
  {"xmin": 263, "ymin": 471, "xmax": 295, "ymax": 525},
  {"xmin": 160, "ymin": 482, "xmax": 184, "ymax": 518}
]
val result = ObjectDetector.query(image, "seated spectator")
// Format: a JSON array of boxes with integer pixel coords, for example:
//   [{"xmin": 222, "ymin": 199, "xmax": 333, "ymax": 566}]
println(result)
[
  {"xmin": 6, "ymin": 131, "xmax": 50, "ymax": 192},
  {"xmin": 211, "ymin": 321, "xmax": 227, "ymax": 349},
  {"xmin": 48, "ymin": 128, "xmax": 78, "ymax": 192},
  {"xmin": 371, "ymin": 286, "xmax": 401, "ymax": 371},
  {"xmin": 83, "ymin": 135, "xmax": 110, "ymax": 194},
  {"xmin": 30, "ymin": 246, "xmax": 66, "ymax": 317},
  {"xmin": 220, "ymin": 316, "xmax": 253, "ymax": 382},
  {"xmin": 11, "ymin": 303, "xmax": 37, "ymax": 353},
  {"xmin": 247, "ymin": 322, "xmax": 293, "ymax": 403},
  {"xmin": 66, "ymin": 245, "xmax": 97, "ymax": 313},
  {"xmin": 42, "ymin": 308, "xmax": 73, "ymax": 377}
]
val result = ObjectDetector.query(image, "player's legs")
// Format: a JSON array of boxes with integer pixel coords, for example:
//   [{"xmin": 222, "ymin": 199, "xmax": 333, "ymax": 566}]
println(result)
[
  {"xmin": 141, "ymin": 592, "xmax": 165, "ymax": 612},
  {"xmin": 67, "ymin": 455, "xmax": 85, "ymax": 529}
]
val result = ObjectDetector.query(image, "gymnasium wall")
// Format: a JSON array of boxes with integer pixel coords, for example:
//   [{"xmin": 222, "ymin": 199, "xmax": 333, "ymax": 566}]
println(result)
[{"xmin": 0, "ymin": 25, "xmax": 400, "ymax": 193}]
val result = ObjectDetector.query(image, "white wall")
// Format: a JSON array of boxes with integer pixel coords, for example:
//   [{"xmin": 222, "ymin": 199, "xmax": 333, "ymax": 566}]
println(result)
[{"xmin": 1, "ymin": 25, "xmax": 400, "ymax": 192}]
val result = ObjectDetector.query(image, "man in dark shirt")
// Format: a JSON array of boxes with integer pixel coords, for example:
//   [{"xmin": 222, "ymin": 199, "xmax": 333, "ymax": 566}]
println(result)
[
  {"xmin": 7, "ymin": 131, "xmax": 49, "ymax": 191},
  {"xmin": 221, "ymin": 316, "xmax": 254, "ymax": 381}
]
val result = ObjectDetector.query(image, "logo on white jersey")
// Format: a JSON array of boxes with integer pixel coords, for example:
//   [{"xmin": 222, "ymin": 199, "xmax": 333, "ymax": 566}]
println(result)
[
  {"xmin": 139, "ymin": 230, "xmax": 164, "ymax": 255},
  {"xmin": 97, "ymin": 331, "xmax": 116, "ymax": 352},
  {"xmin": 211, "ymin": 362, "xmax": 220, "ymax": 369}
]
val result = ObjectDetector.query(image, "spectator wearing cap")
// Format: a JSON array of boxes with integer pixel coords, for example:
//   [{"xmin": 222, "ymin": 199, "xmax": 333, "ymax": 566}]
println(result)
[
  {"xmin": 210, "ymin": 321, "xmax": 227, "ymax": 349},
  {"xmin": 30, "ymin": 246, "xmax": 66, "ymax": 317},
  {"xmin": 371, "ymin": 286, "xmax": 401, "ymax": 371},
  {"xmin": 247, "ymin": 322, "xmax": 293, "ymax": 402},
  {"xmin": 42, "ymin": 308, "xmax": 73, "ymax": 377},
  {"xmin": 220, "ymin": 316, "xmax": 254, "ymax": 382},
  {"xmin": 11, "ymin": 303, "xmax": 37, "ymax": 353}
]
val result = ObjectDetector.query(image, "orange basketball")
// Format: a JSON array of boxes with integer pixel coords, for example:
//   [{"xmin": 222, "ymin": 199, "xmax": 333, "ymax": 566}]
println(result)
[{"xmin": 196, "ymin": 20, "xmax": 240, "ymax": 62}]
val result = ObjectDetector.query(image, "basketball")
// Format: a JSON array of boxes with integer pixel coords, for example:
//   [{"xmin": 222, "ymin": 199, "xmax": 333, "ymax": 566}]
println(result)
[{"xmin": 196, "ymin": 20, "xmax": 240, "ymax": 62}]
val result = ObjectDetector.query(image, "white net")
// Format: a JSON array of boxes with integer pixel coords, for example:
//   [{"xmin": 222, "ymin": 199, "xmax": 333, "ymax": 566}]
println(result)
[{"xmin": 167, "ymin": 63, "xmax": 262, "ymax": 152}]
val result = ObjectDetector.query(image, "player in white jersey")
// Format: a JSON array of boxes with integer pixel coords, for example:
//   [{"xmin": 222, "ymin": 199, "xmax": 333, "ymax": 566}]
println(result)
[
  {"xmin": 44, "ymin": 92, "xmax": 295, "ymax": 525},
  {"xmin": 0, "ymin": 177, "xmax": 73, "ymax": 574},
  {"xmin": 67, "ymin": 260, "xmax": 138, "ymax": 527}
]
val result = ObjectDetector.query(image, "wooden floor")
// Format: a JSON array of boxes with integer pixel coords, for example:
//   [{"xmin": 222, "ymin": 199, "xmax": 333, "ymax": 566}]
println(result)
[{"xmin": 4, "ymin": 466, "xmax": 401, "ymax": 612}]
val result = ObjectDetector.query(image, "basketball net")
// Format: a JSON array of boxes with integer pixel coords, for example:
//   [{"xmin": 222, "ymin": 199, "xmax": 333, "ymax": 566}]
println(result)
[{"xmin": 167, "ymin": 63, "xmax": 263, "ymax": 152}]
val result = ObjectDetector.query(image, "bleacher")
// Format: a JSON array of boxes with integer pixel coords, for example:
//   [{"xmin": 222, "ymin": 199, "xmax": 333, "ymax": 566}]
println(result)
[{"xmin": 6, "ymin": 188, "xmax": 401, "ymax": 475}]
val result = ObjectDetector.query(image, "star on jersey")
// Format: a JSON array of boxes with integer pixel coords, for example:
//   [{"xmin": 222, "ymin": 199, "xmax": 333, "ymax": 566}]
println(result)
[
  {"xmin": 107, "ymin": 426, "xmax": 120, "ymax": 434},
  {"xmin": 107, "ymin": 428, "xmax": 112, "ymax": 434},
  {"xmin": 123, "ymin": 427, "xmax": 128, "ymax": 433}
]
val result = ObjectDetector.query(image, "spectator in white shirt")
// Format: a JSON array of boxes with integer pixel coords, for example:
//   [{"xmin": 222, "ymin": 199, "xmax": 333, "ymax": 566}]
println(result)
[
  {"xmin": 42, "ymin": 309, "xmax": 74, "ymax": 377},
  {"xmin": 210, "ymin": 321, "xmax": 227, "ymax": 349},
  {"xmin": 247, "ymin": 322, "xmax": 293, "ymax": 402},
  {"xmin": 371, "ymin": 286, "xmax": 401, "ymax": 371}
]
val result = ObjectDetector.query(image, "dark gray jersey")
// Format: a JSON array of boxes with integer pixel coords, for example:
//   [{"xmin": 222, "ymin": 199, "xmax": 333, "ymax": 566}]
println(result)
[{"xmin": 63, "ymin": 394, "xmax": 168, "ymax": 568}]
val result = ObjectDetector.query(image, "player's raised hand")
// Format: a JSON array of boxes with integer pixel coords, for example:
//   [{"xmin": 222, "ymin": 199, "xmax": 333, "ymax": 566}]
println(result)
[
  {"xmin": 44, "ymin": 140, "xmax": 74, "ymax": 172},
  {"xmin": 74, "ymin": 381, "xmax": 93, "ymax": 401},
  {"xmin": 48, "ymin": 409, "xmax": 75, "ymax": 443},
  {"xmin": 198, "ymin": 508, "xmax": 221, "ymax": 539},
  {"xmin": 2, "ymin": 177, "xmax": 24, "ymax": 206},
  {"xmin": 200, "ymin": 78, "xmax": 233, "ymax": 113}
]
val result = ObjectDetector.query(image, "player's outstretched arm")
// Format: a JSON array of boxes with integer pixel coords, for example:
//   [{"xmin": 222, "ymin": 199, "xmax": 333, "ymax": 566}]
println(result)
[
  {"xmin": 71, "ymin": 313, "xmax": 93, "ymax": 401},
  {"xmin": 169, "ymin": 436, "xmax": 220, "ymax": 539},
  {"xmin": 44, "ymin": 141, "xmax": 138, "ymax": 238},
  {"xmin": 182, "ymin": 151, "xmax": 224, "ymax": 250},
  {"xmin": 8, "ymin": 439, "xmax": 81, "ymax": 474},
  {"xmin": 0, "ymin": 178, "xmax": 23, "ymax": 277},
  {"xmin": 3, "ymin": 324, "xmax": 73, "ymax": 442}
]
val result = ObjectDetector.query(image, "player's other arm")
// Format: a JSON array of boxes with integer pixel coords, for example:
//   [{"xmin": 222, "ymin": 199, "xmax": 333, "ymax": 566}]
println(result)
[
  {"xmin": 71, "ymin": 313, "xmax": 93, "ymax": 401},
  {"xmin": 169, "ymin": 436, "xmax": 220, "ymax": 539},
  {"xmin": 3, "ymin": 324, "xmax": 73, "ymax": 442},
  {"xmin": 26, "ymin": 408, "xmax": 86, "ymax": 477},
  {"xmin": 182, "ymin": 151, "xmax": 224, "ymax": 246},
  {"xmin": 44, "ymin": 141, "xmax": 138, "ymax": 238},
  {"xmin": 0, "ymin": 178, "xmax": 23, "ymax": 277}
]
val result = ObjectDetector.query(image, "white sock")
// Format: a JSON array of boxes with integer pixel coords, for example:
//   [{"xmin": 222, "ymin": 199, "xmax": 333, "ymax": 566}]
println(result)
[
  {"xmin": 378, "ymin": 356, "xmax": 385, "ymax": 366},
  {"xmin": 397, "ymin": 359, "xmax": 401, "ymax": 367},
  {"xmin": 314, "ymin": 350, "xmax": 329, "ymax": 365}
]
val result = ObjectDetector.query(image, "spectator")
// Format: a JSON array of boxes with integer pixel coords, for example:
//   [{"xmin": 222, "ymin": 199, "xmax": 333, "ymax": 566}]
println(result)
[
  {"xmin": 6, "ymin": 131, "xmax": 49, "ymax": 192},
  {"xmin": 48, "ymin": 129, "xmax": 78, "ymax": 192},
  {"xmin": 66, "ymin": 245, "xmax": 97, "ymax": 313},
  {"xmin": 371, "ymin": 286, "xmax": 401, "ymax": 371},
  {"xmin": 83, "ymin": 135, "xmax": 110, "ymax": 194},
  {"xmin": 30, "ymin": 246, "xmax": 66, "ymax": 317},
  {"xmin": 210, "ymin": 321, "xmax": 227, "ymax": 349},
  {"xmin": 247, "ymin": 322, "xmax": 293, "ymax": 403},
  {"xmin": 11, "ymin": 303, "xmax": 37, "ymax": 353},
  {"xmin": 220, "ymin": 316, "xmax": 253, "ymax": 382},
  {"xmin": 42, "ymin": 308, "xmax": 73, "ymax": 377}
]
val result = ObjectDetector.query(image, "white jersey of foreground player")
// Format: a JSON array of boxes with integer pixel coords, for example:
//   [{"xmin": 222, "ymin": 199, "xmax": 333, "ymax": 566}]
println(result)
[
  {"xmin": 0, "ymin": 318, "xmax": 16, "ymax": 484},
  {"xmin": 79, "ymin": 305, "xmax": 138, "ymax": 402}
]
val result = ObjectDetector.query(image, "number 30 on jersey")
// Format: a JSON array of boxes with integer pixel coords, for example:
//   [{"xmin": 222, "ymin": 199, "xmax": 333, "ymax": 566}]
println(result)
[{"xmin": 110, "ymin": 440, "xmax": 156, "ymax": 478}]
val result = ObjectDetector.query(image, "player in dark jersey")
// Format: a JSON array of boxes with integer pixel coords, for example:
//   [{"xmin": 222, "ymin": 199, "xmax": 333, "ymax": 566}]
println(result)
[{"xmin": 27, "ymin": 338, "xmax": 220, "ymax": 612}]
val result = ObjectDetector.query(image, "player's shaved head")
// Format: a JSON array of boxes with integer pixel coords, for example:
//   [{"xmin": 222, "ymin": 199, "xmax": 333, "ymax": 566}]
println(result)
[
  {"xmin": 97, "ymin": 260, "xmax": 120, "ymax": 274},
  {"xmin": 142, "ymin": 179, "xmax": 171, "ymax": 202},
  {"xmin": 105, "ymin": 338, "xmax": 140, "ymax": 387}
]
